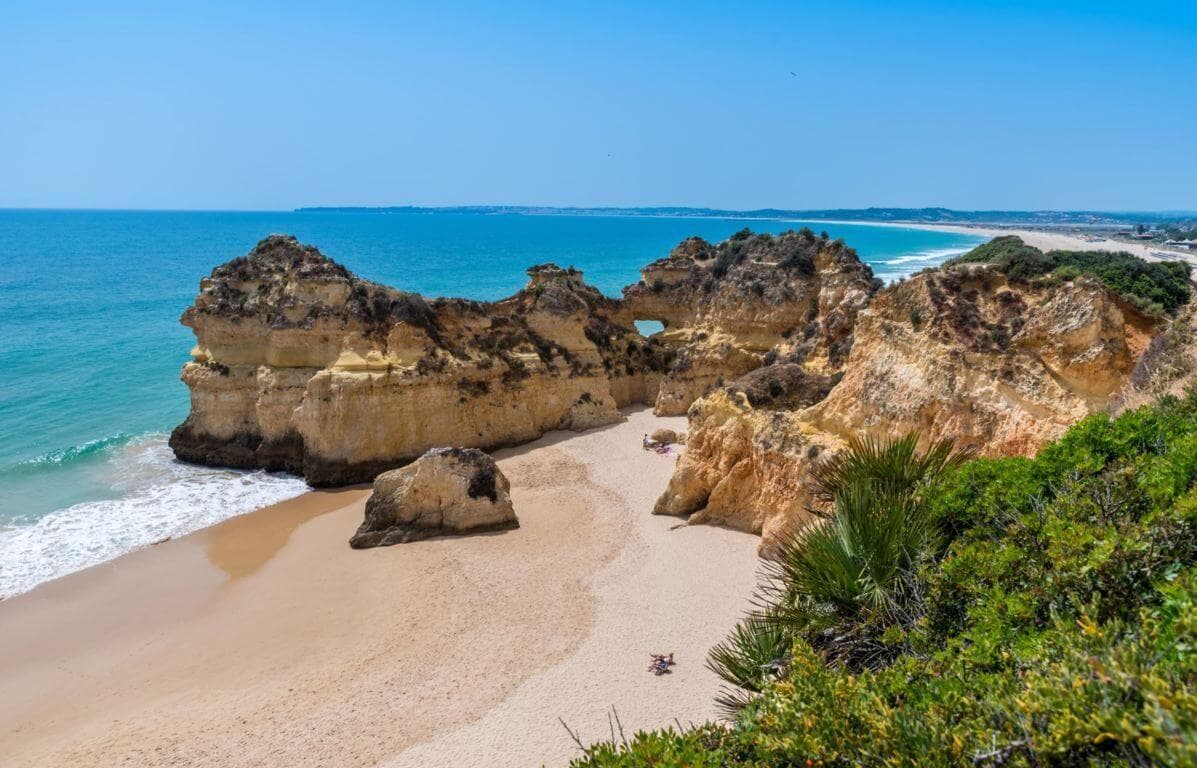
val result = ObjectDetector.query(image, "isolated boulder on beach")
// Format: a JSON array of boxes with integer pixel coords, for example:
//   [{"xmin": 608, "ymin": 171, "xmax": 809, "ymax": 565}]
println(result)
[
  {"xmin": 651, "ymin": 428, "xmax": 681, "ymax": 445},
  {"xmin": 350, "ymin": 448, "xmax": 518, "ymax": 548}
]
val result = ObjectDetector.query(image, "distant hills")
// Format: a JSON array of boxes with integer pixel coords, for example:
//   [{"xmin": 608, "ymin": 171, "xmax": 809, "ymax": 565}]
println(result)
[{"xmin": 293, "ymin": 205, "xmax": 1197, "ymax": 226}]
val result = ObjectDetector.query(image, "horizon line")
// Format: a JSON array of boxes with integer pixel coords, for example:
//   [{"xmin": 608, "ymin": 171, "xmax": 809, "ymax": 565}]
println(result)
[{"xmin": 2, "ymin": 204, "xmax": 1195, "ymax": 217}]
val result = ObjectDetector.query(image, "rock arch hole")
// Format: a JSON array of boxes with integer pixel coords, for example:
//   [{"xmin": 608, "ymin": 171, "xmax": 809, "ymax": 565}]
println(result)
[{"xmin": 634, "ymin": 319, "xmax": 665, "ymax": 337}]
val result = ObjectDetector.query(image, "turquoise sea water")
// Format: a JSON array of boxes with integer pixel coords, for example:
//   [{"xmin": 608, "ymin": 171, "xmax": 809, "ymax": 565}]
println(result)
[{"xmin": 0, "ymin": 210, "xmax": 984, "ymax": 596}]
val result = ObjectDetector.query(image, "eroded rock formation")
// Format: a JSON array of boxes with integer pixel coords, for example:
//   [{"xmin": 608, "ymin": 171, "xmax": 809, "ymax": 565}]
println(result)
[
  {"xmin": 350, "ymin": 447, "xmax": 517, "ymax": 547},
  {"xmin": 171, "ymin": 232, "xmax": 1175, "ymax": 559},
  {"xmin": 657, "ymin": 261, "xmax": 1161, "ymax": 556},
  {"xmin": 170, "ymin": 235, "xmax": 670, "ymax": 485},
  {"xmin": 622, "ymin": 229, "xmax": 877, "ymax": 414}
]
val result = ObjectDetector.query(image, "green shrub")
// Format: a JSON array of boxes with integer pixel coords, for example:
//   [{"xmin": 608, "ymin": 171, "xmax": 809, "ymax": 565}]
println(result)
[
  {"xmin": 566, "ymin": 723, "xmax": 755, "ymax": 768},
  {"xmin": 950, "ymin": 236, "xmax": 1192, "ymax": 314},
  {"xmin": 1055, "ymin": 263, "xmax": 1082, "ymax": 280},
  {"xmin": 706, "ymin": 614, "xmax": 790, "ymax": 716}
]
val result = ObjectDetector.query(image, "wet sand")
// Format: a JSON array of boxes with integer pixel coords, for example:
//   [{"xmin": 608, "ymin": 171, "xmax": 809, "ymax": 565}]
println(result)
[{"xmin": 0, "ymin": 408, "xmax": 760, "ymax": 767}]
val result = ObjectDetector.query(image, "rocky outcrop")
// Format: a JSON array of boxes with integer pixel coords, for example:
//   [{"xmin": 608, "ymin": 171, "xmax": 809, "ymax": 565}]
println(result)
[
  {"xmin": 170, "ymin": 236, "xmax": 671, "ymax": 485},
  {"xmin": 172, "ymin": 231, "xmax": 1170, "ymax": 560},
  {"xmin": 350, "ymin": 448, "xmax": 517, "ymax": 548},
  {"xmin": 803, "ymin": 267, "xmax": 1153, "ymax": 450},
  {"xmin": 658, "ymin": 262, "xmax": 1162, "ymax": 556},
  {"xmin": 650, "ymin": 428, "xmax": 681, "ymax": 445},
  {"xmin": 622, "ymin": 229, "xmax": 877, "ymax": 415},
  {"xmin": 170, "ymin": 230, "xmax": 879, "ymax": 486},
  {"xmin": 655, "ymin": 384, "xmax": 838, "ymax": 555}
]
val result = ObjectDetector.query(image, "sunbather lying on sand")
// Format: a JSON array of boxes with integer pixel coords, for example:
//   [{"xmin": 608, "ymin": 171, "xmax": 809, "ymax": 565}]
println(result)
[{"xmin": 647, "ymin": 653, "xmax": 674, "ymax": 675}]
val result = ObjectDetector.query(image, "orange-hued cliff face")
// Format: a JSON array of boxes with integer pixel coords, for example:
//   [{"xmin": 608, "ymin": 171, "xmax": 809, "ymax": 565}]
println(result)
[
  {"xmin": 171, "ymin": 233, "xmax": 1168, "ymax": 554},
  {"xmin": 656, "ymin": 262, "xmax": 1162, "ymax": 556}
]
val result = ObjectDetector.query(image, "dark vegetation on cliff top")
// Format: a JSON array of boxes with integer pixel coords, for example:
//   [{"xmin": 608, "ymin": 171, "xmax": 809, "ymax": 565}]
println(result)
[
  {"xmin": 724, "ymin": 364, "xmax": 835, "ymax": 410},
  {"xmin": 199, "ymin": 235, "xmax": 445, "ymax": 342},
  {"xmin": 948, "ymin": 236, "xmax": 1192, "ymax": 316},
  {"xmin": 215, "ymin": 234, "xmax": 354, "ymax": 282},
  {"xmin": 572, "ymin": 393, "xmax": 1197, "ymax": 767},
  {"xmin": 637, "ymin": 228, "xmax": 879, "ymax": 300},
  {"xmin": 706, "ymin": 228, "xmax": 879, "ymax": 291},
  {"xmin": 200, "ymin": 236, "xmax": 673, "ymax": 380}
]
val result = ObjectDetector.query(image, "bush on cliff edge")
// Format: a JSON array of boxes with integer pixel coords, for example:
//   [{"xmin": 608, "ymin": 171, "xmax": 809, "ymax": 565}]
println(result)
[{"xmin": 949, "ymin": 236, "xmax": 1192, "ymax": 316}]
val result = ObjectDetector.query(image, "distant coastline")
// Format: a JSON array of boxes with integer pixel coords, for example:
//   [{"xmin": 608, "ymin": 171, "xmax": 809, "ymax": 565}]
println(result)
[
  {"xmin": 291, "ymin": 205, "xmax": 1197, "ymax": 262},
  {"xmin": 293, "ymin": 204, "xmax": 1197, "ymax": 227}
]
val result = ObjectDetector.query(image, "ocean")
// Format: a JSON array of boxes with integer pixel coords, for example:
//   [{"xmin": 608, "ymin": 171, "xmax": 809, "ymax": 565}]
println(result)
[{"xmin": 0, "ymin": 210, "xmax": 984, "ymax": 597}]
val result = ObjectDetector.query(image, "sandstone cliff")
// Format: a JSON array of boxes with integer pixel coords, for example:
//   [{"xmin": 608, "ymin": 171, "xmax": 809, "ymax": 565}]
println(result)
[
  {"xmin": 656, "ymin": 261, "xmax": 1162, "ymax": 556},
  {"xmin": 172, "ymin": 231, "xmax": 1173, "ymax": 557},
  {"xmin": 622, "ymin": 228, "xmax": 877, "ymax": 415},
  {"xmin": 170, "ymin": 235, "xmax": 670, "ymax": 485},
  {"xmin": 172, "ymin": 230, "xmax": 877, "ymax": 485}
]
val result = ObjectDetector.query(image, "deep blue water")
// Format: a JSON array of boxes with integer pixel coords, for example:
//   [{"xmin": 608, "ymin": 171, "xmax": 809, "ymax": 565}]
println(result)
[{"xmin": 0, "ymin": 210, "xmax": 984, "ymax": 595}]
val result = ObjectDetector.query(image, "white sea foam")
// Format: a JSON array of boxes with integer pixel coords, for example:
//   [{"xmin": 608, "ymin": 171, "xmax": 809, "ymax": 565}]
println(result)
[
  {"xmin": 880, "ymin": 246, "xmax": 973, "ymax": 266},
  {"xmin": 872, "ymin": 245, "xmax": 976, "ymax": 282},
  {"xmin": 0, "ymin": 436, "xmax": 309, "ymax": 599}
]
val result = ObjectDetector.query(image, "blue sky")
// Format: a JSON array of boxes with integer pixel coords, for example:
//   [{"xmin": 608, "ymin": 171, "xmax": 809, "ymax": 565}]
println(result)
[{"xmin": 2, "ymin": 1, "xmax": 1194, "ymax": 211}]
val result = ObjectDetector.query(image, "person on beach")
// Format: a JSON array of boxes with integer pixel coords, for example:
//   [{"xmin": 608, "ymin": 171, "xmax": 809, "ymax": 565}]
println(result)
[{"xmin": 647, "ymin": 653, "xmax": 674, "ymax": 675}]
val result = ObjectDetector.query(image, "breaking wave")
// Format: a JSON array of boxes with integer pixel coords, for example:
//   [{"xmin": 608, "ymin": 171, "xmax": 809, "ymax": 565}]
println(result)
[
  {"xmin": 0, "ymin": 435, "xmax": 308, "ymax": 599},
  {"xmin": 871, "ymin": 245, "xmax": 975, "ymax": 282}
]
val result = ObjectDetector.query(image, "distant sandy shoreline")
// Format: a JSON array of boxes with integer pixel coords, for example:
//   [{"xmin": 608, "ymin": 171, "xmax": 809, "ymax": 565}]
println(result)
[
  {"xmin": 0, "ymin": 408, "xmax": 760, "ymax": 768},
  {"xmin": 821, "ymin": 219, "xmax": 1194, "ymax": 264}
]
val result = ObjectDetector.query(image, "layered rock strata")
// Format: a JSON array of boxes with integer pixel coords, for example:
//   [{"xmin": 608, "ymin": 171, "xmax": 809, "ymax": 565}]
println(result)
[
  {"xmin": 350, "ymin": 447, "xmax": 517, "ymax": 548},
  {"xmin": 170, "ymin": 236, "xmax": 670, "ymax": 485}
]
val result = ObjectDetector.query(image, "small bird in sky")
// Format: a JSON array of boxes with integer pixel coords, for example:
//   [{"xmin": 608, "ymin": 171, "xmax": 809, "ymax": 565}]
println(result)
[{"xmin": 790, "ymin": 71, "xmax": 797, "ymax": 77}]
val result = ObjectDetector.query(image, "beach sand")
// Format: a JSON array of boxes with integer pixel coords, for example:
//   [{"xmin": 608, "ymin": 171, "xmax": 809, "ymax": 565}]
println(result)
[
  {"xmin": 899, "ymin": 222, "xmax": 1194, "ymax": 264},
  {"xmin": 0, "ymin": 407, "xmax": 760, "ymax": 768}
]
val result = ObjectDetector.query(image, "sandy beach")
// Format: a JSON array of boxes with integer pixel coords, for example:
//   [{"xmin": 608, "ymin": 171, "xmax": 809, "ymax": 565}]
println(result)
[
  {"xmin": 889, "ymin": 222, "xmax": 1195, "ymax": 264},
  {"xmin": 0, "ymin": 408, "xmax": 760, "ymax": 768}
]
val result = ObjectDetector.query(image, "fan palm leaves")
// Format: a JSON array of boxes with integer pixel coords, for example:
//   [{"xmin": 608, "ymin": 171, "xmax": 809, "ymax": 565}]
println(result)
[
  {"xmin": 809, "ymin": 432, "xmax": 970, "ymax": 507},
  {"xmin": 709, "ymin": 432, "xmax": 971, "ymax": 711},
  {"xmin": 706, "ymin": 612, "xmax": 791, "ymax": 718}
]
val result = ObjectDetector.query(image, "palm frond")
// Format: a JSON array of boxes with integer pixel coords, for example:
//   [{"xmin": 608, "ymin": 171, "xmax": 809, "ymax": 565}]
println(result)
[
  {"xmin": 705, "ymin": 612, "xmax": 790, "ymax": 713},
  {"xmin": 713, "ymin": 685, "xmax": 760, "ymax": 720},
  {"xmin": 810, "ymin": 432, "xmax": 972, "ymax": 505}
]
